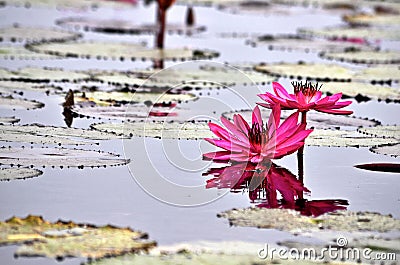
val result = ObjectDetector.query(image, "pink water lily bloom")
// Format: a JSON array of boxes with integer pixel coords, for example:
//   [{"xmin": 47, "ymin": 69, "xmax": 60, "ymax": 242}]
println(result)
[
  {"xmin": 203, "ymin": 105, "xmax": 313, "ymax": 163},
  {"xmin": 258, "ymin": 81, "xmax": 353, "ymax": 115}
]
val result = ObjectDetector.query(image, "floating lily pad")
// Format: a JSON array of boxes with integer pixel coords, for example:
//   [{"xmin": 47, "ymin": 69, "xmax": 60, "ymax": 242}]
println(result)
[
  {"xmin": 0, "ymin": 116, "xmax": 19, "ymax": 124},
  {"xmin": 370, "ymin": 144, "xmax": 400, "ymax": 157},
  {"xmin": 354, "ymin": 163, "xmax": 400, "ymax": 173},
  {"xmin": 75, "ymin": 91, "xmax": 197, "ymax": 106},
  {"xmin": 354, "ymin": 65, "xmax": 400, "ymax": 84},
  {"xmin": 0, "ymin": 45, "xmax": 60, "ymax": 59},
  {"xmin": 223, "ymin": 108, "xmax": 379, "ymax": 130},
  {"xmin": 0, "ymin": 124, "xmax": 120, "ymax": 145},
  {"xmin": 321, "ymin": 50, "xmax": 400, "ymax": 64},
  {"xmin": 218, "ymin": 208, "xmax": 400, "ymax": 233},
  {"xmin": 321, "ymin": 82, "xmax": 400, "ymax": 102},
  {"xmin": 91, "ymin": 121, "xmax": 213, "ymax": 139},
  {"xmin": 0, "ymin": 26, "xmax": 80, "ymax": 43},
  {"xmin": 254, "ymin": 62, "xmax": 354, "ymax": 82},
  {"xmin": 343, "ymin": 13, "xmax": 400, "ymax": 26},
  {"xmin": 0, "ymin": 68, "xmax": 19, "ymax": 79},
  {"xmin": 0, "ymin": 215, "xmax": 155, "ymax": 260},
  {"xmin": 0, "ymin": 81, "xmax": 63, "ymax": 94},
  {"xmin": 94, "ymin": 66, "xmax": 274, "ymax": 89},
  {"xmin": 247, "ymin": 34, "xmax": 375, "ymax": 52},
  {"xmin": 299, "ymin": 26, "xmax": 400, "ymax": 41},
  {"xmin": 0, "ymin": 147, "xmax": 129, "ymax": 168},
  {"xmin": 357, "ymin": 125, "xmax": 400, "ymax": 140},
  {"xmin": 0, "ymin": 95, "xmax": 44, "ymax": 110},
  {"xmin": 56, "ymin": 17, "xmax": 206, "ymax": 35},
  {"xmin": 27, "ymin": 41, "xmax": 219, "ymax": 61},
  {"xmin": 73, "ymin": 104, "xmax": 194, "ymax": 121},
  {"xmin": 6, "ymin": 66, "xmax": 90, "ymax": 82},
  {"xmin": 216, "ymin": 1, "xmax": 294, "ymax": 16},
  {"xmin": 1, "ymin": 0, "xmax": 134, "ymax": 9},
  {"xmin": 306, "ymin": 129, "xmax": 399, "ymax": 147},
  {"xmin": 0, "ymin": 168, "xmax": 42, "ymax": 181},
  {"xmin": 272, "ymin": 0, "xmax": 358, "ymax": 10}
]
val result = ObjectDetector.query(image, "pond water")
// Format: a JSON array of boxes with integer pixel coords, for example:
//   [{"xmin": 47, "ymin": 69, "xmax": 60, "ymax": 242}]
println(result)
[{"xmin": 0, "ymin": 1, "xmax": 399, "ymax": 264}]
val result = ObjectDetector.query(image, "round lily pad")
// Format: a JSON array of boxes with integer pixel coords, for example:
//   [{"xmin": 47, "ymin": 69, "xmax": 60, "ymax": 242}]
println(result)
[
  {"xmin": 75, "ymin": 91, "xmax": 197, "ymax": 106},
  {"xmin": 218, "ymin": 208, "xmax": 400, "ymax": 233},
  {"xmin": 272, "ymin": 0, "xmax": 358, "ymax": 10},
  {"xmin": 370, "ymin": 143, "xmax": 400, "ymax": 157},
  {"xmin": 299, "ymin": 26, "xmax": 400, "ymax": 41},
  {"xmin": 0, "ymin": 116, "xmax": 20, "ymax": 124},
  {"xmin": 357, "ymin": 125, "xmax": 400, "ymax": 140},
  {"xmin": 27, "ymin": 41, "xmax": 219, "ymax": 61},
  {"xmin": 343, "ymin": 13, "xmax": 400, "ymax": 26},
  {"xmin": 0, "ymin": 95, "xmax": 44, "ymax": 110},
  {"xmin": 0, "ymin": 147, "xmax": 129, "ymax": 168},
  {"xmin": 321, "ymin": 50, "xmax": 400, "ymax": 64},
  {"xmin": 91, "ymin": 121, "xmax": 213, "ymax": 139},
  {"xmin": 4, "ymin": 66, "xmax": 91, "ymax": 82},
  {"xmin": 0, "ymin": 68, "xmax": 19, "ymax": 80},
  {"xmin": 1, "ymin": 0, "xmax": 133, "ymax": 9},
  {"xmin": 254, "ymin": 62, "xmax": 354, "ymax": 82},
  {"xmin": 222, "ymin": 108, "xmax": 379, "ymax": 130},
  {"xmin": 0, "ymin": 81, "xmax": 63, "ymax": 94},
  {"xmin": 0, "ymin": 45, "xmax": 60, "ymax": 60},
  {"xmin": 0, "ymin": 215, "xmax": 156, "ymax": 260},
  {"xmin": 94, "ymin": 66, "xmax": 275, "ymax": 89},
  {"xmin": 0, "ymin": 26, "xmax": 80, "ymax": 43},
  {"xmin": 247, "ymin": 34, "xmax": 375, "ymax": 52},
  {"xmin": 321, "ymin": 82, "xmax": 400, "ymax": 102},
  {"xmin": 354, "ymin": 65, "xmax": 400, "ymax": 84},
  {"xmin": 56, "ymin": 17, "xmax": 206, "ymax": 35},
  {"xmin": 0, "ymin": 124, "xmax": 121, "ymax": 145},
  {"xmin": 0, "ymin": 168, "xmax": 42, "ymax": 181},
  {"xmin": 306, "ymin": 129, "xmax": 399, "ymax": 147}
]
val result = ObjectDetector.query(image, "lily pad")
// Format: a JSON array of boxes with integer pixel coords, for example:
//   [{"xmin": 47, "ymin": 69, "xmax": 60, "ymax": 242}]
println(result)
[
  {"xmin": 0, "ymin": 124, "xmax": 121, "ymax": 145},
  {"xmin": 0, "ymin": 26, "xmax": 80, "ymax": 43},
  {"xmin": 222, "ymin": 108, "xmax": 379, "ymax": 129},
  {"xmin": 94, "ymin": 66, "xmax": 274, "ymax": 90},
  {"xmin": 354, "ymin": 65, "xmax": 400, "ymax": 84},
  {"xmin": 0, "ymin": 81, "xmax": 63, "ymax": 94},
  {"xmin": 4, "ymin": 66, "xmax": 90, "ymax": 82},
  {"xmin": 0, "ymin": 45, "xmax": 60, "ymax": 60},
  {"xmin": 91, "ymin": 121, "xmax": 213, "ymax": 139},
  {"xmin": 272, "ymin": 0, "xmax": 359, "ymax": 10},
  {"xmin": 0, "ymin": 116, "xmax": 20, "ymax": 124},
  {"xmin": 0, "ymin": 147, "xmax": 129, "ymax": 168},
  {"xmin": 218, "ymin": 208, "xmax": 400, "ymax": 233},
  {"xmin": 306, "ymin": 129, "xmax": 399, "ymax": 147},
  {"xmin": 1, "ymin": 0, "xmax": 134, "ymax": 9},
  {"xmin": 0, "ymin": 95, "xmax": 44, "ymax": 110},
  {"xmin": 370, "ymin": 143, "xmax": 400, "ymax": 157},
  {"xmin": 247, "ymin": 34, "xmax": 375, "ymax": 52},
  {"xmin": 357, "ymin": 125, "xmax": 400, "ymax": 140},
  {"xmin": 321, "ymin": 82, "xmax": 400, "ymax": 102},
  {"xmin": 0, "ymin": 215, "xmax": 156, "ymax": 260},
  {"xmin": 298, "ymin": 26, "xmax": 400, "ymax": 41},
  {"xmin": 254, "ymin": 62, "xmax": 354, "ymax": 82},
  {"xmin": 56, "ymin": 17, "xmax": 206, "ymax": 35},
  {"xmin": 0, "ymin": 168, "xmax": 42, "ymax": 181},
  {"xmin": 75, "ymin": 91, "xmax": 197, "ymax": 106},
  {"xmin": 343, "ymin": 13, "xmax": 400, "ymax": 26},
  {"xmin": 27, "ymin": 41, "xmax": 219, "ymax": 61},
  {"xmin": 321, "ymin": 50, "xmax": 400, "ymax": 64}
]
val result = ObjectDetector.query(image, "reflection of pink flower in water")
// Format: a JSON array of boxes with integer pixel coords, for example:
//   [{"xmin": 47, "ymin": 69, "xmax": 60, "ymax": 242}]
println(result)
[
  {"xmin": 258, "ymin": 81, "xmax": 353, "ymax": 115},
  {"xmin": 204, "ymin": 162, "xmax": 348, "ymax": 217},
  {"xmin": 203, "ymin": 105, "xmax": 313, "ymax": 163},
  {"xmin": 204, "ymin": 162, "xmax": 308, "ymax": 205}
]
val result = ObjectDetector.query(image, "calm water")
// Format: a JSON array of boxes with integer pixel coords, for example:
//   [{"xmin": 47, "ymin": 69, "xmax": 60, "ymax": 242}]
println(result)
[{"xmin": 0, "ymin": 2, "xmax": 399, "ymax": 265}]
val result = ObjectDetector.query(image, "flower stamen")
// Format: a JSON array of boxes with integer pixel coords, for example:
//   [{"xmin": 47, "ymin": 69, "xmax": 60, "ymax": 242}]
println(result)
[{"xmin": 291, "ymin": 81, "xmax": 323, "ymax": 97}]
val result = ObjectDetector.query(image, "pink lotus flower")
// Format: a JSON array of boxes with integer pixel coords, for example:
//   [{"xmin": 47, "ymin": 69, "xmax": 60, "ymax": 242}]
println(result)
[
  {"xmin": 258, "ymin": 81, "xmax": 353, "ymax": 115},
  {"xmin": 203, "ymin": 105, "xmax": 313, "ymax": 163}
]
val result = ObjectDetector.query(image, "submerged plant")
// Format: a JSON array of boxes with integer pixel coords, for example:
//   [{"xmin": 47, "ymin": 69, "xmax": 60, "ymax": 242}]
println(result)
[{"xmin": 203, "ymin": 105, "xmax": 313, "ymax": 164}]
